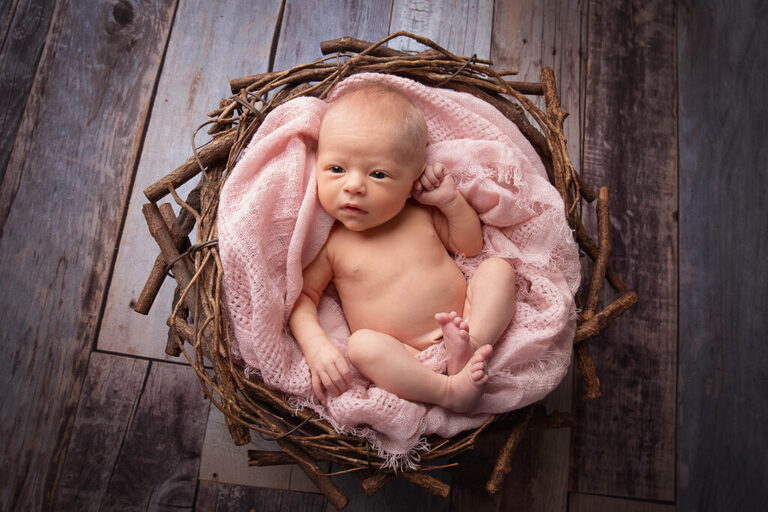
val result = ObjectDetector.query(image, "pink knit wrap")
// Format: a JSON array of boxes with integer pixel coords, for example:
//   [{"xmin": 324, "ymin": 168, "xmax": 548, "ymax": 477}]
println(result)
[{"xmin": 218, "ymin": 73, "xmax": 580, "ymax": 466}]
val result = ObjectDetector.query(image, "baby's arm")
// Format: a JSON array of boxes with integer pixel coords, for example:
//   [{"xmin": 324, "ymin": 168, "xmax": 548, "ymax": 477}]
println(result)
[
  {"xmin": 412, "ymin": 163, "xmax": 483, "ymax": 256},
  {"xmin": 288, "ymin": 244, "xmax": 353, "ymax": 401}
]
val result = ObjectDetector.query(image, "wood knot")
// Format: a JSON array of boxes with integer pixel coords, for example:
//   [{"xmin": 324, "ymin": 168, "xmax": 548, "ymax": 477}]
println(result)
[{"xmin": 113, "ymin": 0, "xmax": 134, "ymax": 26}]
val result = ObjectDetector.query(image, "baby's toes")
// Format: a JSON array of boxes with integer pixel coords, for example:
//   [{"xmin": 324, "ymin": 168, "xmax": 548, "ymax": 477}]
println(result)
[
  {"xmin": 477, "ymin": 344, "xmax": 493, "ymax": 359},
  {"xmin": 471, "ymin": 359, "xmax": 485, "ymax": 372},
  {"xmin": 435, "ymin": 312, "xmax": 452, "ymax": 325}
]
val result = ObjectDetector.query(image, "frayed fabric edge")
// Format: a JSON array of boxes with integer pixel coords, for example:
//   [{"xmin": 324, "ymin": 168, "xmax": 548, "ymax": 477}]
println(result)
[{"xmin": 285, "ymin": 396, "xmax": 431, "ymax": 472}]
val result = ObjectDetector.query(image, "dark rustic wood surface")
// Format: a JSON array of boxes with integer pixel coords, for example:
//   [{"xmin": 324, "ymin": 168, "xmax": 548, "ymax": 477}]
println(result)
[
  {"xmin": 98, "ymin": 361, "xmax": 209, "ymax": 510},
  {"xmin": 571, "ymin": 0, "xmax": 677, "ymax": 501},
  {"xmin": 0, "ymin": 1, "xmax": 176, "ymax": 510},
  {"xmin": 0, "ymin": 0, "xmax": 55, "ymax": 187},
  {"xmin": 677, "ymin": 0, "xmax": 768, "ymax": 510},
  {"xmin": 196, "ymin": 480, "xmax": 326, "ymax": 511},
  {"xmin": 53, "ymin": 353, "xmax": 149, "ymax": 511},
  {"xmin": 1, "ymin": 0, "xmax": 765, "ymax": 510}
]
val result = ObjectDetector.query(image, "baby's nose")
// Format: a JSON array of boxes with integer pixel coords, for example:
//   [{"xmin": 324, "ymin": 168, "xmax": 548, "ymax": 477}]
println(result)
[{"xmin": 343, "ymin": 173, "xmax": 366, "ymax": 194}]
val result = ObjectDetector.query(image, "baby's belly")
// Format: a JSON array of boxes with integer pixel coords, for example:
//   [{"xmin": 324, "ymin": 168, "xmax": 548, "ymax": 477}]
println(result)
[{"xmin": 338, "ymin": 259, "xmax": 468, "ymax": 350}]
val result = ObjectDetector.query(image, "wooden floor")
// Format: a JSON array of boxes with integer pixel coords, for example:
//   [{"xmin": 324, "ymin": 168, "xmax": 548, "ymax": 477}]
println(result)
[{"xmin": 1, "ymin": 0, "xmax": 765, "ymax": 510}]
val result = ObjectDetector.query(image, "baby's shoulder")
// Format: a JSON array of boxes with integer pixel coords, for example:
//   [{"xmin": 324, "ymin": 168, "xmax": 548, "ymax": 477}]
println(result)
[
  {"xmin": 322, "ymin": 223, "xmax": 351, "ymax": 257},
  {"xmin": 403, "ymin": 200, "xmax": 439, "ymax": 226}
]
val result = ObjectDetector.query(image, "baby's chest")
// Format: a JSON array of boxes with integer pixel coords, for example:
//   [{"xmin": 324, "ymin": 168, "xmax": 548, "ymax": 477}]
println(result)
[{"xmin": 332, "ymin": 224, "xmax": 446, "ymax": 281}]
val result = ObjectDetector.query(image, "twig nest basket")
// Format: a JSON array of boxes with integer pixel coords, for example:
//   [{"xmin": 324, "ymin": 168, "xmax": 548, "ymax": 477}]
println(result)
[{"xmin": 136, "ymin": 32, "xmax": 638, "ymax": 508}]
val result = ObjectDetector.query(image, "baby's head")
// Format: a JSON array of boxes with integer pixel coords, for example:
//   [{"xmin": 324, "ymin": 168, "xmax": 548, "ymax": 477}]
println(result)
[{"xmin": 316, "ymin": 82, "xmax": 428, "ymax": 231}]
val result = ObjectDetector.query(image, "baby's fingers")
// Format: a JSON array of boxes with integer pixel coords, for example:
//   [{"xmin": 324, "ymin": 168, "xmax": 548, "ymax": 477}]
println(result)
[
  {"xmin": 321, "ymin": 369, "xmax": 343, "ymax": 397},
  {"xmin": 431, "ymin": 163, "xmax": 447, "ymax": 181},
  {"xmin": 311, "ymin": 372, "xmax": 326, "ymax": 402},
  {"xmin": 422, "ymin": 166, "xmax": 441, "ymax": 190},
  {"xmin": 335, "ymin": 359, "xmax": 354, "ymax": 391}
]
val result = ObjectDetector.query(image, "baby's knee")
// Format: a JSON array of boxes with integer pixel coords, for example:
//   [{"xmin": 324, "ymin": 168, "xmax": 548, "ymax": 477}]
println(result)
[
  {"xmin": 347, "ymin": 329, "xmax": 382, "ymax": 367},
  {"xmin": 482, "ymin": 257, "xmax": 515, "ymax": 284}
]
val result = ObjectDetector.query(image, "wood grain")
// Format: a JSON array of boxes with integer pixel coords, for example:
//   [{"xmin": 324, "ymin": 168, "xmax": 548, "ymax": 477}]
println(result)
[
  {"xmin": 325, "ymin": 465, "xmax": 451, "ymax": 512},
  {"xmin": 198, "ymin": 404, "xmax": 323, "ymax": 494},
  {"xmin": 0, "ymin": 0, "xmax": 55, "ymax": 186},
  {"xmin": 99, "ymin": 361, "xmax": 209, "ymax": 510},
  {"xmin": 571, "ymin": 0, "xmax": 677, "ymax": 501},
  {"xmin": 451, "ymin": 1, "xmax": 583, "ymax": 508},
  {"xmin": 98, "ymin": 0, "xmax": 283, "ymax": 361},
  {"xmin": 389, "ymin": 0, "xmax": 494, "ymax": 59},
  {"xmin": 273, "ymin": 0, "xmax": 392, "ymax": 71},
  {"xmin": 677, "ymin": 0, "xmax": 768, "ymax": 510},
  {"xmin": 569, "ymin": 492, "xmax": 675, "ymax": 512},
  {"xmin": 52, "ymin": 352, "xmax": 149, "ymax": 511},
  {"xmin": 0, "ymin": 1, "xmax": 176, "ymax": 510},
  {"xmin": 196, "ymin": 480, "xmax": 326, "ymax": 511}
]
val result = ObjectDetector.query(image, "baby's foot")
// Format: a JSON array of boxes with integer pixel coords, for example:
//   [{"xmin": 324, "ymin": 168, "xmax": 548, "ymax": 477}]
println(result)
[
  {"xmin": 444, "ymin": 344, "xmax": 493, "ymax": 413},
  {"xmin": 436, "ymin": 311, "xmax": 472, "ymax": 375}
]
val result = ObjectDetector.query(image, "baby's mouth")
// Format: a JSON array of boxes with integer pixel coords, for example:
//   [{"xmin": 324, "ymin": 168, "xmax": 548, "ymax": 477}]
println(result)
[{"xmin": 341, "ymin": 204, "xmax": 367, "ymax": 215}]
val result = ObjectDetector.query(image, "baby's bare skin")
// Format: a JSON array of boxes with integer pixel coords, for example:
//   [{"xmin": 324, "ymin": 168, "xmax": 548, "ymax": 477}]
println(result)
[
  {"xmin": 328, "ymin": 202, "xmax": 467, "ymax": 351},
  {"xmin": 288, "ymin": 85, "xmax": 516, "ymax": 411}
]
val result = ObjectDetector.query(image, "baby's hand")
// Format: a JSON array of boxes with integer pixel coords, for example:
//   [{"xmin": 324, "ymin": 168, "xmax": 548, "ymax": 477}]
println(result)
[
  {"xmin": 305, "ymin": 338, "xmax": 353, "ymax": 401},
  {"xmin": 412, "ymin": 163, "xmax": 460, "ymax": 209}
]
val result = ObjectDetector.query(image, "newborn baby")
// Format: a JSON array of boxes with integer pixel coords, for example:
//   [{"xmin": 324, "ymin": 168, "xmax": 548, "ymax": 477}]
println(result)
[{"xmin": 289, "ymin": 83, "xmax": 517, "ymax": 412}]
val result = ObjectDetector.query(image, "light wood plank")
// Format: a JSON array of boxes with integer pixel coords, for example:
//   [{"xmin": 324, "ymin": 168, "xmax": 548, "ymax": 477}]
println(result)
[
  {"xmin": 0, "ymin": 1, "xmax": 176, "ymax": 509},
  {"xmin": 389, "ymin": 0, "xmax": 494, "ymax": 59},
  {"xmin": 196, "ymin": 480, "xmax": 326, "ymax": 511},
  {"xmin": 0, "ymin": 0, "xmax": 55, "ymax": 184},
  {"xmin": 98, "ymin": 0, "xmax": 283, "ymax": 360},
  {"xmin": 678, "ymin": 0, "xmax": 768, "ymax": 510},
  {"xmin": 99, "ymin": 361, "xmax": 210, "ymax": 509},
  {"xmin": 569, "ymin": 492, "xmax": 674, "ymax": 512},
  {"xmin": 198, "ymin": 404, "xmax": 323, "ymax": 493},
  {"xmin": 273, "ymin": 0, "xmax": 392, "ymax": 71},
  {"xmin": 53, "ymin": 353, "xmax": 149, "ymax": 511},
  {"xmin": 571, "ymin": 0, "xmax": 677, "ymax": 501}
]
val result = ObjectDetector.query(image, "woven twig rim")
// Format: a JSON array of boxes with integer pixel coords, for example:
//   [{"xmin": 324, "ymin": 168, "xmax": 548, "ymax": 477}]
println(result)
[{"xmin": 139, "ymin": 32, "xmax": 638, "ymax": 502}]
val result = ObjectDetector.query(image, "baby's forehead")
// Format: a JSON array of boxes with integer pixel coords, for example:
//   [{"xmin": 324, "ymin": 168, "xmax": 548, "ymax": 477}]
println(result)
[{"xmin": 326, "ymin": 89, "xmax": 409, "ymax": 122}]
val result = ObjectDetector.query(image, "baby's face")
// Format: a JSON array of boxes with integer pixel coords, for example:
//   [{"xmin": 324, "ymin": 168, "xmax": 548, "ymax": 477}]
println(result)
[{"xmin": 316, "ymin": 101, "xmax": 424, "ymax": 231}]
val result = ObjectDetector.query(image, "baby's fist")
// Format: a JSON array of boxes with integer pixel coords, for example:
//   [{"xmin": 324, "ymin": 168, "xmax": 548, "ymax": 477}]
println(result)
[{"xmin": 412, "ymin": 163, "xmax": 459, "ymax": 208}]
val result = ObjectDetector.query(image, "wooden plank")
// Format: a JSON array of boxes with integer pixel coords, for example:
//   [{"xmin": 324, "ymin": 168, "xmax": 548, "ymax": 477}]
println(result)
[
  {"xmin": 450, "ymin": 1, "xmax": 583, "ymax": 508},
  {"xmin": 569, "ymin": 492, "xmax": 674, "ymax": 512},
  {"xmin": 389, "ymin": 0, "xmax": 494, "ymax": 59},
  {"xmin": 273, "ymin": 0, "xmax": 392, "ymax": 70},
  {"xmin": 0, "ymin": 0, "xmax": 18, "ymax": 39},
  {"xmin": 0, "ymin": 1, "xmax": 177, "ymax": 510},
  {"xmin": 677, "ymin": 0, "xmax": 768, "ymax": 510},
  {"xmin": 325, "ymin": 465, "xmax": 451, "ymax": 512},
  {"xmin": 571, "ymin": 0, "xmax": 677, "ymax": 501},
  {"xmin": 198, "ymin": 404, "xmax": 323, "ymax": 493},
  {"xmin": 98, "ymin": 0, "xmax": 283, "ymax": 360},
  {"xmin": 0, "ymin": 0, "xmax": 56, "ymax": 184},
  {"xmin": 196, "ymin": 480, "xmax": 326, "ymax": 511},
  {"xmin": 99, "ymin": 361, "xmax": 210, "ymax": 509},
  {"xmin": 53, "ymin": 352, "xmax": 149, "ymax": 511}
]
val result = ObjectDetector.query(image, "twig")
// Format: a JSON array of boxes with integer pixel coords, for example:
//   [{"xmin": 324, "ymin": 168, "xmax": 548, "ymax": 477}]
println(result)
[{"xmin": 486, "ymin": 406, "xmax": 534, "ymax": 494}]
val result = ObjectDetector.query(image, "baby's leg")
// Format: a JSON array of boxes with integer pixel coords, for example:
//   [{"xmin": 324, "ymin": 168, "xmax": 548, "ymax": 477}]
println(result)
[
  {"xmin": 347, "ymin": 329, "xmax": 493, "ymax": 413},
  {"xmin": 464, "ymin": 257, "xmax": 516, "ymax": 348},
  {"xmin": 440, "ymin": 258, "xmax": 516, "ymax": 375}
]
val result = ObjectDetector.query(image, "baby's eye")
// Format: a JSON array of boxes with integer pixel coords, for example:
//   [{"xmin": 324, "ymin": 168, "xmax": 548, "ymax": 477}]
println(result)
[
  {"xmin": 370, "ymin": 170, "xmax": 387, "ymax": 179},
  {"xmin": 329, "ymin": 165, "xmax": 344, "ymax": 173}
]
